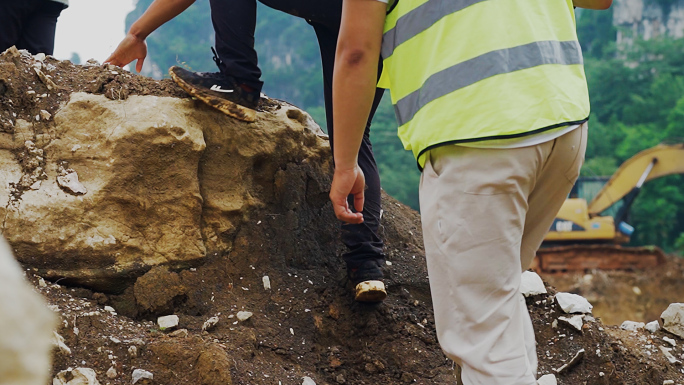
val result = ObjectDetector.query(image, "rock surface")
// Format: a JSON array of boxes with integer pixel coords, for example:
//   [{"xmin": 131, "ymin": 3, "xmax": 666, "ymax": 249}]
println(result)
[
  {"xmin": 0, "ymin": 47, "xmax": 330, "ymax": 291},
  {"xmin": 661, "ymin": 303, "xmax": 684, "ymax": 339},
  {"xmin": 613, "ymin": 0, "xmax": 684, "ymax": 42}
]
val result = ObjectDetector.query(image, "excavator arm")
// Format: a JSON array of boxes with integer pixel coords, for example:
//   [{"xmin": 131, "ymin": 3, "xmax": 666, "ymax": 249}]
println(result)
[{"xmin": 587, "ymin": 143, "xmax": 684, "ymax": 216}]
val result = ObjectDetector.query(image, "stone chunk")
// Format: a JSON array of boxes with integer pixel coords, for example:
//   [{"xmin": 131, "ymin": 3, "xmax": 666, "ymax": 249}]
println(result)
[
  {"xmin": 53, "ymin": 367, "xmax": 100, "ymax": 385},
  {"xmin": 157, "ymin": 315, "xmax": 179, "ymax": 330},
  {"xmin": 520, "ymin": 271, "xmax": 546, "ymax": 297},
  {"xmin": 555, "ymin": 293, "xmax": 593, "ymax": 314},
  {"xmin": 645, "ymin": 320, "xmax": 661, "ymax": 333},
  {"xmin": 661, "ymin": 303, "xmax": 684, "ymax": 339},
  {"xmin": 620, "ymin": 321, "xmax": 645, "ymax": 332},
  {"xmin": 132, "ymin": 369, "xmax": 153, "ymax": 384},
  {"xmin": 558, "ymin": 315, "xmax": 584, "ymax": 332},
  {"xmin": 537, "ymin": 374, "xmax": 557, "ymax": 385}
]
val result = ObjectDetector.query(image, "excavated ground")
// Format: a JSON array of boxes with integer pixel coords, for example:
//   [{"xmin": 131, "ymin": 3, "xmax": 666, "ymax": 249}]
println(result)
[{"xmin": 2, "ymin": 48, "xmax": 684, "ymax": 384}]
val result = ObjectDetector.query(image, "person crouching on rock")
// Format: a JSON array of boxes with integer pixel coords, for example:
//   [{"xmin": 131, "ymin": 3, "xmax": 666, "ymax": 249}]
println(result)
[{"xmin": 106, "ymin": 0, "xmax": 388, "ymax": 303}]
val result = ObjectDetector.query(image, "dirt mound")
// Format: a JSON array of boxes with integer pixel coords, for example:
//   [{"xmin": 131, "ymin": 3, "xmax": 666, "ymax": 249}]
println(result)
[{"xmin": 2, "ymin": 48, "xmax": 683, "ymax": 384}]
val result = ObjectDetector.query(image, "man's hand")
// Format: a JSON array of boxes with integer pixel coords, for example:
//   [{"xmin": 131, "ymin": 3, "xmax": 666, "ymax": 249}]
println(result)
[
  {"xmin": 573, "ymin": 0, "xmax": 612, "ymax": 9},
  {"xmin": 330, "ymin": 166, "xmax": 366, "ymax": 224},
  {"xmin": 105, "ymin": 33, "xmax": 147, "ymax": 72}
]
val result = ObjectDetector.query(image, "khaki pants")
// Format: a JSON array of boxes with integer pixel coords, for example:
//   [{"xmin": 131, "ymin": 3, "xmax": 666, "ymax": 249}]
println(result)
[{"xmin": 419, "ymin": 124, "xmax": 587, "ymax": 385}]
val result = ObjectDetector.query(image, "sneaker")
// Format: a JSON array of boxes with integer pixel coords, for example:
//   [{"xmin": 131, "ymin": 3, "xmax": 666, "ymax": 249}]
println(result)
[
  {"xmin": 354, "ymin": 280, "xmax": 387, "ymax": 302},
  {"xmin": 169, "ymin": 66, "xmax": 259, "ymax": 122}
]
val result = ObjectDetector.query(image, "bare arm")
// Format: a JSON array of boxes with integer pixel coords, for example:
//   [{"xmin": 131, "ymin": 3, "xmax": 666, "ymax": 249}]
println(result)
[
  {"xmin": 105, "ymin": 0, "xmax": 196, "ymax": 72},
  {"xmin": 329, "ymin": 0, "xmax": 386, "ymax": 224},
  {"xmin": 573, "ymin": 0, "xmax": 612, "ymax": 9}
]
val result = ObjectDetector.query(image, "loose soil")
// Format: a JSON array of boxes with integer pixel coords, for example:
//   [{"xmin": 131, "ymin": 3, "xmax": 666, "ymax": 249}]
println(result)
[{"xmin": 2, "ymin": 47, "xmax": 684, "ymax": 385}]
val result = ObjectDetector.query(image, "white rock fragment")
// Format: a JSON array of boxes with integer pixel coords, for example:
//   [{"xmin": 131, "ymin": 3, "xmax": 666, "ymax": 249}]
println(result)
[
  {"xmin": 263, "ymin": 275, "xmax": 271, "ymax": 290},
  {"xmin": 106, "ymin": 367, "xmax": 117, "ymax": 379},
  {"xmin": 554, "ymin": 349, "xmax": 585, "ymax": 374},
  {"xmin": 555, "ymin": 293, "xmax": 593, "ymax": 314},
  {"xmin": 537, "ymin": 373, "xmax": 557, "ymax": 385},
  {"xmin": 659, "ymin": 346, "xmax": 682, "ymax": 364},
  {"xmin": 53, "ymin": 367, "xmax": 100, "ymax": 385},
  {"xmin": 202, "ymin": 316, "xmax": 219, "ymax": 332},
  {"xmin": 520, "ymin": 271, "xmax": 547, "ymax": 297},
  {"xmin": 663, "ymin": 336, "xmax": 676, "ymax": 347},
  {"xmin": 131, "ymin": 369, "xmax": 153, "ymax": 384},
  {"xmin": 104, "ymin": 306, "xmax": 116, "ymax": 313},
  {"xmin": 662, "ymin": 380, "xmax": 674, "ymax": 385},
  {"xmin": 71, "ymin": 144, "xmax": 82, "ymax": 152},
  {"xmin": 40, "ymin": 110, "xmax": 51, "ymax": 121},
  {"xmin": 620, "ymin": 321, "xmax": 645, "ymax": 332},
  {"xmin": 52, "ymin": 331, "xmax": 72, "ymax": 355},
  {"xmin": 237, "ymin": 311, "xmax": 253, "ymax": 321},
  {"xmin": 302, "ymin": 376, "xmax": 316, "ymax": 385},
  {"xmin": 646, "ymin": 320, "xmax": 661, "ymax": 333},
  {"xmin": 157, "ymin": 315, "xmax": 179, "ymax": 330},
  {"xmin": 558, "ymin": 315, "xmax": 584, "ymax": 332},
  {"xmin": 661, "ymin": 303, "xmax": 684, "ymax": 339},
  {"xmin": 632, "ymin": 286, "xmax": 642, "ymax": 295},
  {"xmin": 57, "ymin": 166, "xmax": 87, "ymax": 195}
]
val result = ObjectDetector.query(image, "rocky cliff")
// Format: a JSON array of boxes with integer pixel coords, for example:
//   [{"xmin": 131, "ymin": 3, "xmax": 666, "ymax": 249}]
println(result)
[{"xmin": 614, "ymin": 0, "xmax": 684, "ymax": 41}]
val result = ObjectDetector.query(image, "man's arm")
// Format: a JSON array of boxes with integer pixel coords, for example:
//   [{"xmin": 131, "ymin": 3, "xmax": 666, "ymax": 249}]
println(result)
[
  {"xmin": 573, "ymin": 0, "xmax": 612, "ymax": 9},
  {"xmin": 329, "ymin": 0, "xmax": 386, "ymax": 224},
  {"xmin": 105, "ymin": 0, "xmax": 195, "ymax": 72}
]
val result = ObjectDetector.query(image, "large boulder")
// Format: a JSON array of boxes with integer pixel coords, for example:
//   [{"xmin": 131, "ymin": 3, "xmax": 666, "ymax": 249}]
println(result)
[{"xmin": 0, "ymin": 47, "xmax": 331, "ymax": 291}]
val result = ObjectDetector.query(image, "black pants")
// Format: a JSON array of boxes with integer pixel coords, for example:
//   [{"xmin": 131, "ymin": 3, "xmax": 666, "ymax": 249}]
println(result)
[
  {"xmin": 0, "ymin": 0, "xmax": 65, "ymax": 55},
  {"xmin": 209, "ymin": 0, "xmax": 385, "ymax": 281}
]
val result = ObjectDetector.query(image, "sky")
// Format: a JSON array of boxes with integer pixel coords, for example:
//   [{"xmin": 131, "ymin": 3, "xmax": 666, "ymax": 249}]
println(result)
[{"xmin": 53, "ymin": 0, "xmax": 136, "ymax": 64}]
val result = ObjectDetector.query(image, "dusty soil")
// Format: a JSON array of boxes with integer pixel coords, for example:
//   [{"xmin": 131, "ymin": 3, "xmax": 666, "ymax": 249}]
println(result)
[
  {"xmin": 2, "ymin": 47, "xmax": 684, "ymax": 385},
  {"xmin": 542, "ymin": 256, "xmax": 684, "ymax": 326}
]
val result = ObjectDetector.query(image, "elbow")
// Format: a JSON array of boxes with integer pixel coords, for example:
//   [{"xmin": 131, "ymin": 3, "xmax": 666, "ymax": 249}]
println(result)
[
  {"xmin": 337, "ymin": 44, "xmax": 373, "ymax": 69},
  {"xmin": 597, "ymin": 0, "xmax": 612, "ymax": 9}
]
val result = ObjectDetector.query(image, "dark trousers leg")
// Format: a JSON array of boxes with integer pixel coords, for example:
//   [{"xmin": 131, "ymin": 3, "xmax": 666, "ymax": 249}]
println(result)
[
  {"xmin": 310, "ymin": 22, "xmax": 386, "ymax": 281},
  {"xmin": 0, "ymin": 0, "xmax": 64, "ymax": 56},
  {"xmin": 209, "ymin": 0, "xmax": 264, "ymax": 91}
]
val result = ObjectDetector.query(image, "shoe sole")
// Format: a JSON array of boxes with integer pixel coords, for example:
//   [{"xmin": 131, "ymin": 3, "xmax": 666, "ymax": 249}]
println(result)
[
  {"xmin": 169, "ymin": 68, "xmax": 257, "ymax": 123},
  {"xmin": 355, "ymin": 280, "xmax": 387, "ymax": 303}
]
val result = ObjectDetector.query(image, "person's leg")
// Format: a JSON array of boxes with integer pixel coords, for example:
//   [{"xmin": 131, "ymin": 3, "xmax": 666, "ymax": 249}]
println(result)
[
  {"xmin": 15, "ymin": 1, "xmax": 65, "ymax": 55},
  {"xmin": 520, "ymin": 123, "xmax": 588, "ymax": 271},
  {"xmin": 310, "ymin": 19, "xmax": 386, "ymax": 298},
  {"xmin": 209, "ymin": 0, "xmax": 263, "ymax": 91},
  {"xmin": 0, "ymin": 0, "xmax": 36, "ymax": 53},
  {"xmin": 419, "ymin": 143, "xmax": 556, "ymax": 385}
]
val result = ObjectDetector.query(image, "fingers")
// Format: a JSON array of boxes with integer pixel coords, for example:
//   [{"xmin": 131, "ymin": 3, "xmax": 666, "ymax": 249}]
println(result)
[
  {"xmin": 330, "ymin": 166, "xmax": 366, "ymax": 224},
  {"xmin": 333, "ymin": 200, "xmax": 364, "ymax": 224},
  {"xmin": 135, "ymin": 57, "xmax": 145, "ymax": 73}
]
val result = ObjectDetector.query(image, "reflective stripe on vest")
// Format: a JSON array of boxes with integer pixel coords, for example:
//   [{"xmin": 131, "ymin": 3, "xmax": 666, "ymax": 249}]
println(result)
[{"xmin": 380, "ymin": 0, "xmax": 591, "ymax": 168}]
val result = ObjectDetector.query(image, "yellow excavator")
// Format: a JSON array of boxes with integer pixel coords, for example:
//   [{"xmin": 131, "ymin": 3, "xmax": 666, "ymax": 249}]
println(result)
[{"xmin": 535, "ymin": 143, "xmax": 684, "ymax": 273}]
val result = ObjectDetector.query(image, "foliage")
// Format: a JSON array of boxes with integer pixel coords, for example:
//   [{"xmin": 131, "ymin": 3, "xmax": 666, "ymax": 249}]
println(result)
[{"xmin": 578, "ymin": 9, "xmax": 684, "ymax": 253}]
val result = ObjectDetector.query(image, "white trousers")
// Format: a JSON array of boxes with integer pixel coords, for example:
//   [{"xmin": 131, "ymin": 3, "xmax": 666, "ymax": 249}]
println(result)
[{"xmin": 419, "ymin": 124, "xmax": 587, "ymax": 385}]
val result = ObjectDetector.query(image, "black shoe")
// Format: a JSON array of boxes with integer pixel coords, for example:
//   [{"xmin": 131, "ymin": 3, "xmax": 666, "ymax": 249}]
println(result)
[{"xmin": 169, "ymin": 66, "xmax": 260, "ymax": 122}]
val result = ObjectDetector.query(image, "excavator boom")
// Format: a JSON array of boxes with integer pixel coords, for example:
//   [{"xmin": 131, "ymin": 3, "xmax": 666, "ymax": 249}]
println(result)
[{"xmin": 588, "ymin": 143, "xmax": 684, "ymax": 216}]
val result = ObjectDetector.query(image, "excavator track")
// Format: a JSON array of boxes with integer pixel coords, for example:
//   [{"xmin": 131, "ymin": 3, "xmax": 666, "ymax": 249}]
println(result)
[{"xmin": 533, "ymin": 245, "xmax": 667, "ymax": 274}]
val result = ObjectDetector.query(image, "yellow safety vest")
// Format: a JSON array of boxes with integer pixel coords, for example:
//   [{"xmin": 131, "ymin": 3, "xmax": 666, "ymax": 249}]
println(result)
[{"xmin": 378, "ymin": 0, "xmax": 591, "ymax": 169}]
